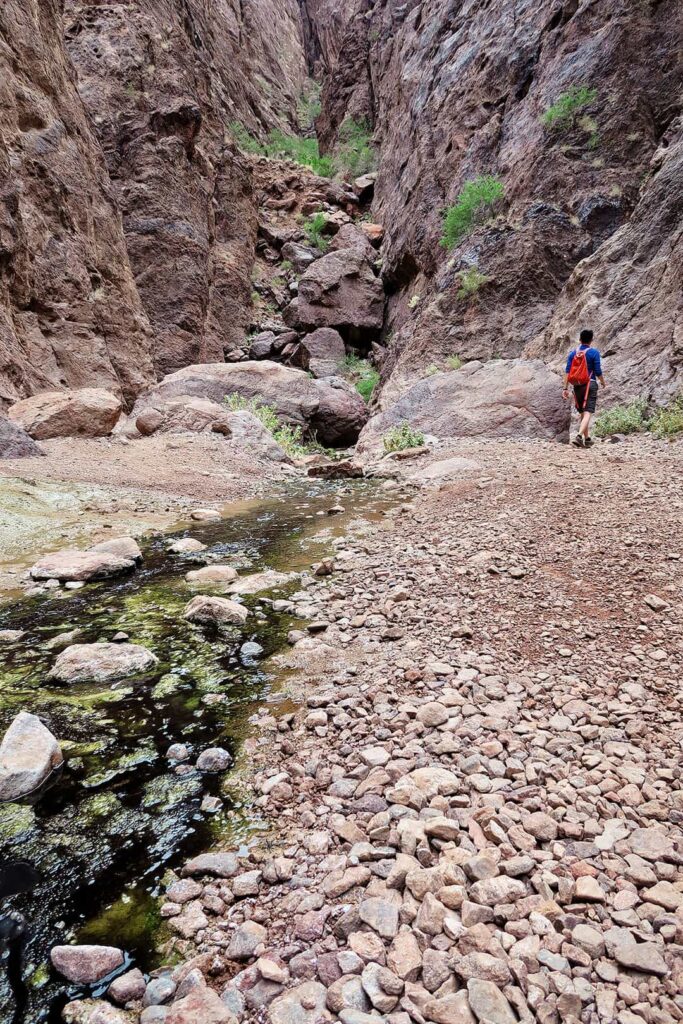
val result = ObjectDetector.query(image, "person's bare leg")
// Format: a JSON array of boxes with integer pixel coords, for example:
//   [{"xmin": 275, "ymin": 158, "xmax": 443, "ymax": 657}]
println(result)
[{"xmin": 580, "ymin": 411, "xmax": 592, "ymax": 438}]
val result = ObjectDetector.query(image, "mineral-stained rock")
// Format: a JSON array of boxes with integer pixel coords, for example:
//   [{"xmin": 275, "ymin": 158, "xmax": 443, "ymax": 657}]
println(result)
[
  {"xmin": 0, "ymin": 418, "xmax": 43, "ymax": 459},
  {"xmin": 128, "ymin": 361, "xmax": 368, "ymax": 447},
  {"xmin": 0, "ymin": 712, "xmax": 63, "ymax": 801},
  {"xmin": 283, "ymin": 248, "xmax": 385, "ymax": 334},
  {"xmin": 48, "ymin": 643, "xmax": 158, "ymax": 683},
  {"xmin": 30, "ymin": 550, "xmax": 136, "ymax": 583},
  {"xmin": 358, "ymin": 360, "xmax": 569, "ymax": 452},
  {"xmin": 183, "ymin": 595, "xmax": 249, "ymax": 626},
  {"xmin": 50, "ymin": 944, "xmax": 124, "ymax": 985},
  {"xmin": 9, "ymin": 389, "xmax": 122, "ymax": 440}
]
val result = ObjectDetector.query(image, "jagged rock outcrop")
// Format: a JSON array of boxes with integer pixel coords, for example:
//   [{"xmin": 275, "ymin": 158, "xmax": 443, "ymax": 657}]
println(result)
[
  {"xmin": 0, "ymin": 0, "xmax": 155, "ymax": 408},
  {"xmin": 312, "ymin": 0, "xmax": 683, "ymax": 406}
]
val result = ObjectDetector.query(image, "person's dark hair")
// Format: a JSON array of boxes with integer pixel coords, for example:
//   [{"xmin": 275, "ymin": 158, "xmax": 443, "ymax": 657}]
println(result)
[{"xmin": 579, "ymin": 329, "xmax": 594, "ymax": 345}]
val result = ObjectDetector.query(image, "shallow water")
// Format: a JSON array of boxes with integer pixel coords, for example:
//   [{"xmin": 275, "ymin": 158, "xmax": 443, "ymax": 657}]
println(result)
[{"xmin": 0, "ymin": 481, "xmax": 394, "ymax": 1024}]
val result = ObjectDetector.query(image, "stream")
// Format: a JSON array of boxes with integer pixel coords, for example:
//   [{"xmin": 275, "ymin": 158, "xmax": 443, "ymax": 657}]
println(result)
[{"xmin": 0, "ymin": 481, "xmax": 394, "ymax": 1024}]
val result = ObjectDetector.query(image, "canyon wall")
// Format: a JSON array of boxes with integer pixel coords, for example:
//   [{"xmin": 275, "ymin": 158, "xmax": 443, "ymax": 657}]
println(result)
[{"xmin": 314, "ymin": 0, "xmax": 683, "ymax": 406}]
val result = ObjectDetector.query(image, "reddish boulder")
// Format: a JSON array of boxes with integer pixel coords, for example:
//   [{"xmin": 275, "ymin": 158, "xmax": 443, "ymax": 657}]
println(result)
[
  {"xmin": 295, "ymin": 329, "xmax": 347, "ymax": 378},
  {"xmin": 283, "ymin": 249, "xmax": 385, "ymax": 334},
  {"xmin": 9, "ymin": 389, "xmax": 122, "ymax": 440}
]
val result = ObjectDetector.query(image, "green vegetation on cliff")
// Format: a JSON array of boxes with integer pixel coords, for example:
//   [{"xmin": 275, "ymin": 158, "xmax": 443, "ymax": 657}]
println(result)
[{"xmin": 441, "ymin": 176, "xmax": 504, "ymax": 249}]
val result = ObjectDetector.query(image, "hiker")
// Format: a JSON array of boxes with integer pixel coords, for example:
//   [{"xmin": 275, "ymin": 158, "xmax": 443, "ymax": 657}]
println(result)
[{"xmin": 562, "ymin": 328, "xmax": 606, "ymax": 448}]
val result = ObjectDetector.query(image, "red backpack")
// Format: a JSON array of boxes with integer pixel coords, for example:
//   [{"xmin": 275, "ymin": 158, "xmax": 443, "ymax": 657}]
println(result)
[{"xmin": 567, "ymin": 348, "xmax": 591, "ymax": 386}]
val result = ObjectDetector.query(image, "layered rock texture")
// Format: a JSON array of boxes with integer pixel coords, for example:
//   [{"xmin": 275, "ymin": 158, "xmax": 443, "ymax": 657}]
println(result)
[{"xmin": 313, "ymin": 0, "xmax": 683, "ymax": 408}]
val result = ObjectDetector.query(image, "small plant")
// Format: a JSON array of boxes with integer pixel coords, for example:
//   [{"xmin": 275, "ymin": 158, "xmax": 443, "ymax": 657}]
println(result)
[
  {"xmin": 224, "ymin": 394, "xmax": 308, "ymax": 457},
  {"xmin": 279, "ymin": 260, "xmax": 293, "ymax": 272},
  {"xmin": 334, "ymin": 118, "xmax": 377, "ymax": 178},
  {"xmin": 441, "ymin": 176, "xmax": 504, "ymax": 250},
  {"xmin": 425, "ymin": 363, "xmax": 441, "ymax": 376},
  {"xmin": 383, "ymin": 422, "xmax": 425, "ymax": 454},
  {"xmin": 303, "ymin": 212, "xmax": 329, "ymax": 252},
  {"xmin": 456, "ymin": 267, "xmax": 490, "ymax": 299},
  {"xmin": 341, "ymin": 355, "xmax": 379, "ymax": 402},
  {"xmin": 230, "ymin": 122, "xmax": 333, "ymax": 176},
  {"xmin": 230, "ymin": 122, "xmax": 266, "ymax": 155},
  {"xmin": 542, "ymin": 86, "xmax": 597, "ymax": 129},
  {"xmin": 298, "ymin": 80, "xmax": 322, "ymax": 131},
  {"xmin": 445, "ymin": 355, "xmax": 462, "ymax": 371},
  {"xmin": 408, "ymin": 294, "xmax": 421, "ymax": 309},
  {"xmin": 594, "ymin": 399, "xmax": 647, "ymax": 438},
  {"xmin": 649, "ymin": 397, "xmax": 683, "ymax": 439}
]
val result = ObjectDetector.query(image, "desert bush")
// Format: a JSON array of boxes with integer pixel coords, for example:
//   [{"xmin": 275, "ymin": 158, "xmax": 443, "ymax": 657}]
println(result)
[
  {"xmin": 383, "ymin": 422, "xmax": 425, "ymax": 453},
  {"xmin": 542, "ymin": 86, "xmax": 597, "ymax": 129},
  {"xmin": 456, "ymin": 268, "xmax": 490, "ymax": 299},
  {"xmin": 445, "ymin": 355, "xmax": 462, "ymax": 370},
  {"xmin": 441, "ymin": 176, "xmax": 504, "ymax": 249},
  {"xmin": 341, "ymin": 355, "xmax": 379, "ymax": 402},
  {"xmin": 303, "ymin": 212, "xmax": 329, "ymax": 251},
  {"xmin": 649, "ymin": 397, "xmax": 683, "ymax": 438},
  {"xmin": 224, "ymin": 395, "xmax": 309, "ymax": 456},
  {"xmin": 593, "ymin": 399, "xmax": 647, "ymax": 437},
  {"xmin": 335, "ymin": 118, "xmax": 376, "ymax": 178}
]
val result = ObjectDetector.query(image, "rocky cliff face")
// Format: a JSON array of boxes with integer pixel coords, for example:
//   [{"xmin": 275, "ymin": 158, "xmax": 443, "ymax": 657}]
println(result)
[
  {"xmin": 314, "ymin": 0, "xmax": 683, "ymax": 406},
  {"xmin": 63, "ymin": 0, "xmax": 309, "ymax": 377},
  {"xmin": 0, "ymin": 0, "xmax": 155, "ymax": 408}
]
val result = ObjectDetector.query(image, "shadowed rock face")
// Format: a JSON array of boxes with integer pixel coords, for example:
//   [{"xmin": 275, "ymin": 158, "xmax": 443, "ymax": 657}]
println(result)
[
  {"xmin": 63, "ymin": 0, "xmax": 309, "ymax": 377},
  {"xmin": 0, "ymin": 0, "xmax": 156, "ymax": 408},
  {"xmin": 312, "ymin": 0, "xmax": 683, "ymax": 404}
]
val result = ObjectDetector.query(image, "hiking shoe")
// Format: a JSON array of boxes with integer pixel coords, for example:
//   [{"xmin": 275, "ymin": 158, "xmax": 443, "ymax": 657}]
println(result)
[
  {"xmin": 584, "ymin": 436, "xmax": 594, "ymax": 448},
  {"xmin": 571, "ymin": 434, "xmax": 585, "ymax": 448}
]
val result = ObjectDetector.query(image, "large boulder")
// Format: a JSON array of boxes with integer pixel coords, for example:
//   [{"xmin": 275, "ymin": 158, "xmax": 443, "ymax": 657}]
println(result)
[
  {"xmin": 50, "ymin": 945, "xmax": 124, "ymax": 985},
  {"xmin": 0, "ymin": 712, "xmax": 63, "ymax": 800},
  {"xmin": 358, "ymin": 359, "xmax": 569, "ymax": 452},
  {"xmin": 8, "ymin": 389, "xmax": 122, "ymax": 440},
  {"xmin": 283, "ymin": 249, "xmax": 385, "ymax": 334},
  {"xmin": 128, "ymin": 362, "xmax": 368, "ymax": 447},
  {"xmin": 30, "ymin": 549, "xmax": 136, "ymax": 582},
  {"xmin": 48, "ymin": 643, "xmax": 159, "ymax": 683},
  {"xmin": 90, "ymin": 537, "xmax": 143, "ymax": 562},
  {"xmin": 293, "ymin": 329, "xmax": 346, "ymax": 378},
  {"xmin": 0, "ymin": 417, "xmax": 44, "ymax": 459}
]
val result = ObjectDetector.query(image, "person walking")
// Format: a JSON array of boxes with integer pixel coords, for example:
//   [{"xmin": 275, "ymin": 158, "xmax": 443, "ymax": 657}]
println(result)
[{"xmin": 563, "ymin": 329, "xmax": 606, "ymax": 448}]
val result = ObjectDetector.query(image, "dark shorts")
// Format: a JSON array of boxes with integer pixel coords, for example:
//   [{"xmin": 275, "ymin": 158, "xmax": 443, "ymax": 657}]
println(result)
[{"xmin": 574, "ymin": 380, "xmax": 598, "ymax": 414}]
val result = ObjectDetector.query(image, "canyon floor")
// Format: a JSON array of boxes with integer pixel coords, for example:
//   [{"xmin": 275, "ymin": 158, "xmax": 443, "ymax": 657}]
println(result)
[{"xmin": 11, "ymin": 432, "xmax": 681, "ymax": 1024}]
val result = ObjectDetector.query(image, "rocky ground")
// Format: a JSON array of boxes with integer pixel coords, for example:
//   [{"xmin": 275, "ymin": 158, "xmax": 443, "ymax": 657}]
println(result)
[{"xmin": 58, "ymin": 434, "xmax": 683, "ymax": 1024}]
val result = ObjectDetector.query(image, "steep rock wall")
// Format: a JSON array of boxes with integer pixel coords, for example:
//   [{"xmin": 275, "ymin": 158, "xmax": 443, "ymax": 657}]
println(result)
[
  {"xmin": 63, "ymin": 0, "xmax": 309, "ymax": 376},
  {"xmin": 315, "ymin": 0, "xmax": 683, "ymax": 405},
  {"xmin": 0, "ymin": 0, "xmax": 156, "ymax": 408}
]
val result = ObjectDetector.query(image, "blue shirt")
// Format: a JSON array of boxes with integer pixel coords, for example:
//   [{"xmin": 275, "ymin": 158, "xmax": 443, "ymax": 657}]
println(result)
[{"xmin": 566, "ymin": 344, "xmax": 602, "ymax": 380}]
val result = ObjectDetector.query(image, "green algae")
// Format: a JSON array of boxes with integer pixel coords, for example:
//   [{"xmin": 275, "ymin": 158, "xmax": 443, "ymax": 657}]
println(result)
[{"xmin": 0, "ymin": 801, "xmax": 36, "ymax": 842}]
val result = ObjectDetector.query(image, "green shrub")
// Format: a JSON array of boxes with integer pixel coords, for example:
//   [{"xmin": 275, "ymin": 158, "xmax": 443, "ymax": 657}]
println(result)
[
  {"xmin": 335, "ymin": 118, "xmax": 376, "ymax": 178},
  {"xmin": 298, "ymin": 81, "xmax": 322, "ymax": 130},
  {"xmin": 441, "ymin": 176, "xmax": 504, "ymax": 249},
  {"xmin": 408, "ymin": 294, "xmax": 421, "ymax": 309},
  {"xmin": 383, "ymin": 422, "xmax": 425, "ymax": 453},
  {"xmin": 425, "ymin": 364, "xmax": 440, "ymax": 376},
  {"xmin": 456, "ymin": 268, "xmax": 490, "ymax": 299},
  {"xmin": 303, "ymin": 212, "xmax": 329, "ymax": 251},
  {"xmin": 649, "ymin": 397, "xmax": 683, "ymax": 438},
  {"xmin": 593, "ymin": 399, "xmax": 647, "ymax": 438},
  {"xmin": 341, "ymin": 355, "xmax": 379, "ymax": 402},
  {"xmin": 445, "ymin": 355, "xmax": 462, "ymax": 370},
  {"xmin": 542, "ymin": 86, "xmax": 597, "ymax": 129},
  {"xmin": 230, "ymin": 122, "xmax": 333, "ymax": 177},
  {"xmin": 224, "ymin": 394, "xmax": 308, "ymax": 457}
]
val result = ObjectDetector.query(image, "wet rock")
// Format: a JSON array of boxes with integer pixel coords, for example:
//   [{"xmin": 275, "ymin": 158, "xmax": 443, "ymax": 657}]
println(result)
[
  {"xmin": 0, "ymin": 802, "xmax": 37, "ymax": 842},
  {"xmin": 168, "ymin": 538, "xmax": 207, "ymax": 554},
  {"xmin": 185, "ymin": 565, "xmax": 238, "ymax": 584},
  {"xmin": 196, "ymin": 748, "xmax": 232, "ymax": 772},
  {"xmin": 182, "ymin": 852, "xmax": 239, "ymax": 878},
  {"xmin": 90, "ymin": 537, "xmax": 143, "ymax": 562},
  {"xmin": 226, "ymin": 570, "xmax": 295, "ymax": 595},
  {"xmin": 0, "ymin": 417, "xmax": 43, "ymax": 458},
  {"xmin": 0, "ymin": 629, "xmax": 25, "ymax": 642},
  {"xmin": 30, "ymin": 550, "xmax": 136, "ymax": 583},
  {"xmin": 50, "ymin": 944, "xmax": 124, "ymax": 984},
  {"xmin": 0, "ymin": 712, "xmax": 63, "ymax": 800},
  {"xmin": 48, "ymin": 643, "xmax": 158, "ymax": 683},
  {"xmin": 183, "ymin": 595, "xmax": 249, "ymax": 625},
  {"xmin": 9, "ymin": 389, "xmax": 122, "ymax": 440},
  {"xmin": 191, "ymin": 509, "xmax": 221, "ymax": 521}
]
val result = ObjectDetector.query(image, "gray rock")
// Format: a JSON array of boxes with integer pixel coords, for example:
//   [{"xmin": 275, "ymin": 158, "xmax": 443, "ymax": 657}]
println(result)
[
  {"xmin": 48, "ymin": 643, "xmax": 158, "ymax": 683},
  {"xmin": 0, "ymin": 712, "xmax": 63, "ymax": 800}
]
